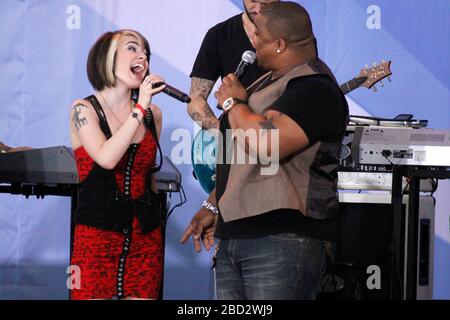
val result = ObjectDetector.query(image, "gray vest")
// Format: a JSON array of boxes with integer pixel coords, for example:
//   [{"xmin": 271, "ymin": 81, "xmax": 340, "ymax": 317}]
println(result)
[{"xmin": 217, "ymin": 59, "xmax": 341, "ymax": 223}]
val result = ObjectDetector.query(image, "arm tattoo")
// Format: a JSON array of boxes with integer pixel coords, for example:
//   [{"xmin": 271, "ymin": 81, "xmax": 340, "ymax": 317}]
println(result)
[
  {"xmin": 189, "ymin": 77, "xmax": 219, "ymax": 129},
  {"xmin": 191, "ymin": 110, "xmax": 219, "ymax": 130},
  {"xmin": 258, "ymin": 119, "xmax": 277, "ymax": 130},
  {"xmin": 258, "ymin": 119, "xmax": 277, "ymax": 138},
  {"xmin": 72, "ymin": 104, "xmax": 89, "ymax": 130},
  {"xmin": 190, "ymin": 77, "xmax": 215, "ymax": 97}
]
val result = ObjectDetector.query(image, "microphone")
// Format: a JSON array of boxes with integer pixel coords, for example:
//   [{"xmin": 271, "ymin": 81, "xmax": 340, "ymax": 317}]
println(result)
[
  {"xmin": 234, "ymin": 50, "xmax": 256, "ymax": 78},
  {"xmin": 215, "ymin": 50, "xmax": 256, "ymax": 110},
  {"xmin": 153, "ymin": 82, "xmax": 191, "ymax": 103}
]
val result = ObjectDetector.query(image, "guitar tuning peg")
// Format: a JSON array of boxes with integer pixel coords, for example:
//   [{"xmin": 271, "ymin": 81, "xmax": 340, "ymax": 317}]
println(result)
[
  {"xmin": 380, "ymin": 80, "xmax": 384, "ymax": 87},
  {"xmin": 372, "ymin": 86, "xmax": 378, "ymax": 92},
  {"xmin": 388, "ymin": 76, "xmax": 392, "ymax": 82}
]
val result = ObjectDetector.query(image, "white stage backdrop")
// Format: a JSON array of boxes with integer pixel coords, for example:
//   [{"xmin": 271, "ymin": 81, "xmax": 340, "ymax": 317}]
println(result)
[{"xmin": 0, "ymin": 0, "xmax": 449, "ymax": 299}]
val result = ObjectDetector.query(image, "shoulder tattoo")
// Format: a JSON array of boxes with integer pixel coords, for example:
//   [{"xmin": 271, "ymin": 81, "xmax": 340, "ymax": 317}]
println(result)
[{"xmin": 72, "ymin": 104, "xmax": 89, "ymax": 130}]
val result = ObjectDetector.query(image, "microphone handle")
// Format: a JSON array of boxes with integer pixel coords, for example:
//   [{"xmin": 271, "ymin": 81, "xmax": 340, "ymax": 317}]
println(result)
[
  {"xmin": 153, "ymin": 82, "xmax": 191, "ymax": 103},
  {"xmin": 216, "ymin": 60, "xmax": 249, "ymax": 110},
  {"xmin": 234, "ymin": 61, "xmax": 249, "ymax": 78}
]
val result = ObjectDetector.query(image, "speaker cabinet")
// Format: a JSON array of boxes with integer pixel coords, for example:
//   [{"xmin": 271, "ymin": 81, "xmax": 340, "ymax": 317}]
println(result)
[{"xmin": 319, "ymin": 192, "xmax": 434, "ymax": 300}]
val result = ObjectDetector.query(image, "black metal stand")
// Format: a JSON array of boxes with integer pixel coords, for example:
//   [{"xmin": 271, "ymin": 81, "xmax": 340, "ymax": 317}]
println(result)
[
  {"xmin": 391, "ymin": 166, "xmax": 450, "ymax": 300},
  {"xmin": 0, "ymin": 182, "xmax": 79, "ymax": 300},
  {"xmin": 390, "ymin": 166, "xmax": 406, "ymax": 299}
]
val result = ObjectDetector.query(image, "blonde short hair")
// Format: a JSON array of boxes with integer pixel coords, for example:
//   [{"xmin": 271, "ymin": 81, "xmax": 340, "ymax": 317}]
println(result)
[{"xmin": 87, "ymin": 29, "xmax": 150, "ymax": 91}]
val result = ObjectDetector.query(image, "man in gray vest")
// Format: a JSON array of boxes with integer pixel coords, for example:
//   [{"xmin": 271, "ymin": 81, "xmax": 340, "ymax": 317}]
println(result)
[{"xmin": 181, "ymin": 1, "xmax": 348, "ymax": 300}]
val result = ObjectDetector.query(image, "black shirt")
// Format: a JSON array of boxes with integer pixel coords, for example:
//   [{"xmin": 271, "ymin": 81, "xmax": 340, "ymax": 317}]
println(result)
[
  {"xmin": 190, "ymin": 14, "xmax": 267, "ymax": 88},
  {"xmin": 215, "ymin": 74, "xmax": 349, "ymax": 241},
  {"xmin": 269, "ymin": 75, "xmax": 348, "ymax": 145}
]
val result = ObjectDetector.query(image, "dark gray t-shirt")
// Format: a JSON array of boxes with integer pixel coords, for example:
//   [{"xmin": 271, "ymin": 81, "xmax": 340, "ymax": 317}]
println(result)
[{"xmin": 190, "ymin": 14, "xmax": 267, "ymax": 88}]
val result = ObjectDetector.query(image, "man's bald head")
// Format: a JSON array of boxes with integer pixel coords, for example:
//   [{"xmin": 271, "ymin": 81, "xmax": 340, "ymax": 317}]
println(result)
[{"xmin": 260, "ymin": 2, "xmax": 315, "ymax": 48}]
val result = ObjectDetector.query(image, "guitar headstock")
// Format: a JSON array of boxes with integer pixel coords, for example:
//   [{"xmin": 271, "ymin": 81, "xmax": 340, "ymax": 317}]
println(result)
[{"xmin": 358, "ymin": 60, "xmax": 392, "ymax": 91}]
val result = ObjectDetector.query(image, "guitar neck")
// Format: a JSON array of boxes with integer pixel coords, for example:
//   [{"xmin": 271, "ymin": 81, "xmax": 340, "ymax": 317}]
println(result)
[{"xmin": 339, "ymin": 77, "xmax": 367, "ymax": 95}]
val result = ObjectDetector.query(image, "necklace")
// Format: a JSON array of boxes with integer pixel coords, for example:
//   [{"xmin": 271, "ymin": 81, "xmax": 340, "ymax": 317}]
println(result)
[{"xmin": 98, "ymin": 92, "xmax": 133, "ymax": 126}]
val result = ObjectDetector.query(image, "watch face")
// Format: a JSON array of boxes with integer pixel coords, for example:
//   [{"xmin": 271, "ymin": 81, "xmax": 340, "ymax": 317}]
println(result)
[{"xmin": 223, "ymin": 97, "xmax": 233, "ymax": 111}]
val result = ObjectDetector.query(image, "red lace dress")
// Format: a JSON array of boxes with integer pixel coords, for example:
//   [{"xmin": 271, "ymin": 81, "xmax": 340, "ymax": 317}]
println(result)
[{"xmin": 70, "ymin": 131, "xmax": 163, "ymax": 300}]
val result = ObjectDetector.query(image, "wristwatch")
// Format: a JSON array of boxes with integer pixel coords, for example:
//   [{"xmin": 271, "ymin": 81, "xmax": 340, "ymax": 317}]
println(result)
[
  {"xmin": 222, "ymin": 97, "xmax": 246, "ymax": 113},
  {"xmin": 131, "ymin": 111, "xmax": 141, "ymax": 124}
]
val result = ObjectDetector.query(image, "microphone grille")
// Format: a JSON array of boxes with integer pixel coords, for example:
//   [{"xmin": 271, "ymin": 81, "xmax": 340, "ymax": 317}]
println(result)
[{"xmin": 242, "ymin": 50, "xmax": 256, "ymax": 64}]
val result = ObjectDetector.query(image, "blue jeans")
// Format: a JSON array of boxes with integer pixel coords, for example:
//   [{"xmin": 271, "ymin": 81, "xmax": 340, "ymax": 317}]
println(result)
[{"xmin": 215, "ymin": 234, "xmax": 335, "ymax": 300}]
